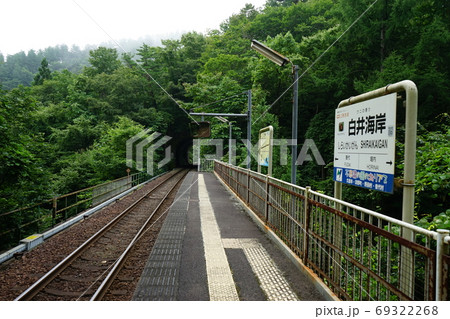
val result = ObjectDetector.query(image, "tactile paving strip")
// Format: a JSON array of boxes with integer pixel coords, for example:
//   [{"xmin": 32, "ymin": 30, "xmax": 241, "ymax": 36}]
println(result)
[
  {"xmin": 222, "ymin": 238, "xmax": 299, "ymax": 301},
  {"xmin": 132, "ymin": 173, "xmax": 194, "ymax": 301},
  {"xmin": 198, "ymin": 175, "xmax": 239, "ymax": 301}
]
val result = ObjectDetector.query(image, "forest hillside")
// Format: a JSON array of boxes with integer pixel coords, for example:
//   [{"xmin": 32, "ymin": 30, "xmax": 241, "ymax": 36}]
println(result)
[{"xmin": 1, "ymin": 0, "xmax": 448, "ymax": 247}]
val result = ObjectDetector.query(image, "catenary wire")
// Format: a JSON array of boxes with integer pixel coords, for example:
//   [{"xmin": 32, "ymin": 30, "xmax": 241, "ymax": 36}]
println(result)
[
  {"xmin": 252, "ymin": 0, "xmax": 380, "ymax": 126},
  {"xmin": 191, "ymin": 91, "xmax": 249, "ymax": 111},
  {"xmin": 71, "ymin": 0, "xmax": 198, "ymax": 124}
]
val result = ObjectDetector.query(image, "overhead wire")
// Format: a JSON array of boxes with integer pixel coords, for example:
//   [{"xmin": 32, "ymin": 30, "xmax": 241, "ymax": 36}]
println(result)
[
  {"xmin": 251, "ymin": 0, "xmax": 380, "ymax": 126},
  {"xmin": 72, "ymin": 0, "xmax": 379, "ymax": 127},
  {"xmin": 190, "ymin": 91, "xmax": 249, "ymax": 111},
  {"xmin": 71, "ymin": 0, "xmax": 199, "ymax": 124},
  {"xmin": 70, "ymin": 0, "xmax": 395, "ymax": 301}
]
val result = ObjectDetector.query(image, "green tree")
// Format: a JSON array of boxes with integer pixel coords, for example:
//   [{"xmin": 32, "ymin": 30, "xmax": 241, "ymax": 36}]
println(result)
[
  {"xmin": 1, "ymin": 0, "xmax": 449, "ymax": 240},
  {"xmin": 89, "ymin": 117, "xmax": 148, "ymax": 181},
  {"xmin": 413, "ymin": 117, "xmax": 450, "ymax": 219},
  {"xmin": 31, "ymin": 69, "xmax": 75, "ymax": 104},
  {"xmin": 84, "ymin": 47, "xmax": 122, "ymax": 76},
  {"xmin": 51, "ymin": 117, "xmax": 164, "ymax": 193},
  {"xmin": 0, "ymin": 87, "xmax": 51, "ymax": 211},
  {"xmin": 32, "ymin": 58, "xmax": 53, "ymax": 86},
  {"xmin": 0, "ymin": 51, "xmax": 35, "ymax": 89},
  {"xmin": 50, "ymin": 114, "xmax": 102, "ymax": 152}
]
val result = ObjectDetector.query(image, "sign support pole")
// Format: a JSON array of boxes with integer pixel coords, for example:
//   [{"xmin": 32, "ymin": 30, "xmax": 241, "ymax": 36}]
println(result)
[
  {"xmin": 247, "ymin": 90, "xmax": 252, "ymax": 169},
  {"xmin": 291, "ymin": 65, "xmax": 299, "ymax": 184},
  {"xmin": 336, "ymin": 80, "xmax": 418, "ymax": 228},
  {"xmin": 336, "ymin": 80, "xmax": 418, "ymax": 296}
]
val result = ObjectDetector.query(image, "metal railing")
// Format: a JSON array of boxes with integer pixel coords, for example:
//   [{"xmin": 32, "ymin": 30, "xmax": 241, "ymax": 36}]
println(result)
[
  {"xmin": 198, "ymin": 158, "xmax": 215, "ymax": 172},
  {"xmin": 0, "ymin": 172, "xmax": 150, "ymax": 251},
  {"xmin": 214, "ymin": 161, "xmax": 450, "ymax": 301}
]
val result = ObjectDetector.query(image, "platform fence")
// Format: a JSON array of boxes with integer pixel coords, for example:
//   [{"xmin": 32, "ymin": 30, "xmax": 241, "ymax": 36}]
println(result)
[
  {"xmin": 198, "ymin": 158, "xmax": 215, "ymax": 172},
  {"xmin": 0, "ymin": 172, "xmax": 150, "ymax": 251},
  {"xmin": 214, "ymin": 160, "xmax": 450, "ymax": 301}
]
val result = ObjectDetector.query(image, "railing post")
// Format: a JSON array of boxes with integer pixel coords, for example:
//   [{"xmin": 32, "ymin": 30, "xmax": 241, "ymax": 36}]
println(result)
[
  {"xmin": 37, "ymin": 206, "xmax": 41, "ymax": 232},
  {"xmin": 264, "ymin": 175, "xmax": 270, "ymax": 223},
  {"xmin": 52, "ymin": 197, "xmax": 57, "ymax": 226},
  {"xmin": 436, "ymin": 229, "xmax": 450, "ymax": 301},
  {"xmin": 303, "ymin": 186, "xmax": 311, "ymax": 263},
  {"xmin": 333, "ymin": 190, "xmax": 343, "ymax": 291},
  {"xmin": 247, "ymin": 89, "xmax": 252, "ymax": 169},
  {"xmin": 16, "ymin": 224, "xmax": 22, "ymax": 243},
  {"xmin": 64, "ymin": 196, "xmax": 68, "ymax": 220},
  {"xmin": 246, "ymin": 168, "xmax": 250, "ymax": 205}
]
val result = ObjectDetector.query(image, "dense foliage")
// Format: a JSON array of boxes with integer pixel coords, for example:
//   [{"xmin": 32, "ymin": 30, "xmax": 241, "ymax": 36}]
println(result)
[
  {"xmin": 0, "ymin": 45, "xmax": 91, "ymax": 89},
  {"xmin": 0, "ymin": 0, "xmax": 448, "ymax": 237}
]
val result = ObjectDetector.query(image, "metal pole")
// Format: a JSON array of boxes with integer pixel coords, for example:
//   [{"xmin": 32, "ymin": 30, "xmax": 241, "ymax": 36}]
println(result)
[
  {"xmin": 291, "ymin": 65, "xmax": 299, "ymax": 184},
  {"xmin": 196, "ymin": 140, "xmax": 200, "ymax": 172},
  {"xmin": 189, "ymin": 112, "xmax": 248, "ymax": 117},
  {"xmin": 246, "ymin": 168, "xmax": 250, "ymax": 204},
  {"xmin": 228, "ymin": 122, "xmax": 232, "ymax": 164},
  {"xmin": 303, "ymin": 186, "xmax": 311, "ymax": 261},
  {"xmin": 247, "ymin": 90, "xmax": 252, "ymax": 169},
  {"xmin": 334, "ymin": 181, "xmax": 342, "ymax": 202},
  {"xmin": 399, "ymin": 83, "xmax": 417, "ymax": 297},
  {"xmin": 337, "ymin": 80, "xmax": 418, "ymax": 297},
  {"xmin": 196, "ymin": 115, "xmax": 204, "ymax": 172},
  {"xmin": 337, "ymin": 80, "xmax": 418, "ymax": 229},
  {"xmin": 264, "ymin": 175, "xmax": 270, "ymax": 223},
  {"xmin": 436, "ymin": 229, "xmax": 450, "ymax": 301},
  {"xmin": 402, "ymin": 82, "xmax": 418, "ymax": 232}
]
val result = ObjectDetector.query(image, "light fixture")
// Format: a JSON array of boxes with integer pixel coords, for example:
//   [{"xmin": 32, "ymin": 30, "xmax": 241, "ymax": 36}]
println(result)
[
  {"xmin": 251, "ymin": 39, "xmax": 299, "ymax": 185},
  {"xmin": 215, "ymin": 116, "xmax": 229, "ymax": 123},
  {"xmin": 251, "ymin": 39, "xmax": 290, "ymax": 67}
]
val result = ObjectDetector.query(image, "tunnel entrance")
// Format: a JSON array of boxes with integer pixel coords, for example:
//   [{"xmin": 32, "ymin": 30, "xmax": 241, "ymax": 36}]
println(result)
[{"xmin": 173, "ymin": 137, "xmax": 195, "ymax": 169}]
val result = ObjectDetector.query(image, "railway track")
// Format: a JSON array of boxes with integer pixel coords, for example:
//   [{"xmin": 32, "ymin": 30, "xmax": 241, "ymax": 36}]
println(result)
[{"xmin": 15, "ymin": 169, "xmax": 189, "ymax": 301}]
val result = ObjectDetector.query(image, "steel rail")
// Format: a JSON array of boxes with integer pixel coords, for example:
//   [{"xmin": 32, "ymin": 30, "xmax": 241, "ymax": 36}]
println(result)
[
  {"xmin": 14, "ymin": 169, "xmax": 186, "ymax": 301},
  {"xmin": 90, "ymin": 169, "xmax": 189, "ymax": 300}
]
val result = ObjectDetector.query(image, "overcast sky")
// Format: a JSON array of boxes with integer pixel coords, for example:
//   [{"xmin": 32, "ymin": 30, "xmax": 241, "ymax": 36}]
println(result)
[{"xmin": 1, "ymin": 0, "xmax": 268, "ymax": 56}]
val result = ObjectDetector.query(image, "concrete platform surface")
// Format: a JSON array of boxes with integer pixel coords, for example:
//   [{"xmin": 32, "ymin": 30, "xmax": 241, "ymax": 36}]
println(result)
[{"xmin": 133, "ymin": 171, "xmax": 326, "ymax": 301}]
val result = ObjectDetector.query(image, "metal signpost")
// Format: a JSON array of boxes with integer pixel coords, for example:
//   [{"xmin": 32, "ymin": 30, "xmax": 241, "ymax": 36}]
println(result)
[
  {"xmin": 334, "ymin": 80, "xmax": 418, "ymax": 228},
  {"xmin": 334, "ymin": 80, "xmax": 418, "ymax": 296}
]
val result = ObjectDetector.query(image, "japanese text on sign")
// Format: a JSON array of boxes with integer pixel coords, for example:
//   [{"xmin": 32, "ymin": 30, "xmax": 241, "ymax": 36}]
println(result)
[{"xmin": 348, "ymin": 113, "xmax": 386, "ymax": 136}]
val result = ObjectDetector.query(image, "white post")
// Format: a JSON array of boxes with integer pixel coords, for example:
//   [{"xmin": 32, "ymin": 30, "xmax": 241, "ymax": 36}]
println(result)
[
  {"xmin": 336, "ymin": 80, "xmax": 418, "ymax": 297},
  {"xmin": 229, "ymin": 122, "xmax": 232, "ymax": 164},
  {"xmin": 436, "ymin": 229, "xmax": 450, "ymax": 301}
]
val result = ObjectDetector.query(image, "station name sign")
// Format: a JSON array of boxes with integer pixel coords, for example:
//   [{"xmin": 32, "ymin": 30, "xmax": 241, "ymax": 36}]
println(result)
[
  {"xmin": 259, "ymin": 129, "xmax": 271, "ymax": 167},
  {"xmin": 333, "ymin": 94, "xmax": 397, "ymax": 193},
  {"xmin": 258, "ymin": 125, "xmax": 273, "ymax": 176}
]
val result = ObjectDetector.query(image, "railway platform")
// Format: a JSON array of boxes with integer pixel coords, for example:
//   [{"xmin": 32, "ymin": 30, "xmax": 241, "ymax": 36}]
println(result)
[{"xmin": 133, "ymin": 171, "xmax": 330, "ymax": 301}]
